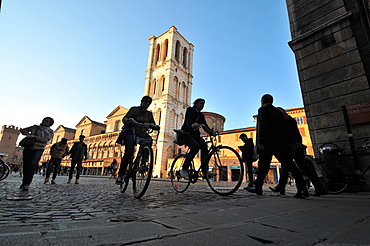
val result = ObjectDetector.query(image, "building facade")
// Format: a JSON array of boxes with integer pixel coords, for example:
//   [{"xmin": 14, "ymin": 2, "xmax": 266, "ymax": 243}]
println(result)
[
  {"xmin": 286, "ymin": 0, "xmax": 370, "ymax": 162},
  {"xmin": 144, "ymin": 26, "xmax": 194, "ymax": 177},
  {"xmin": 0, "ymin": 125, "xmax": 21, "ymax": 165}
]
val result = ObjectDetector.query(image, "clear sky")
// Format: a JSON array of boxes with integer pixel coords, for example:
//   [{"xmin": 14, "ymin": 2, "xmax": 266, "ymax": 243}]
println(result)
[{"xmin": 0, "ymin": 0, "xmax": 302, "ymax": 133}]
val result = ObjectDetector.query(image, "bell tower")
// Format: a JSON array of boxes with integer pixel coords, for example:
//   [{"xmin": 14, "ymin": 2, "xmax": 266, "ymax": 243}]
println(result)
[{"xmin": 144, "ymin": 26, "xmax": 194, "ymax": 177}]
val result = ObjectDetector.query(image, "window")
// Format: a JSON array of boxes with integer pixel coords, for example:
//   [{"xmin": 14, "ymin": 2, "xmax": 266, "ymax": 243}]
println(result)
[
  {"xmin": 295, "ymin": 117, "xmax": 304, "ymax": 125},
  {"xmin": 81, "ymin": 129, "xmax": 85, "ymax": 136},
  {"xmin": 162, "ymin": 39, "xmax": 168, "ymax": 61},
  {"xmin": 175, "ymin": 41, "xmax": 180, "ymax": 61},
  {"xmin": 155, "ymin": 43, "xmax": 160, "ymax": 63},
  {"xmin": 114, "ymin": 120, "xmax": 120, "ymax": 131},
  {"xmin": 182, "ymin": 47, "xmax": 187, "ymax": 67}
]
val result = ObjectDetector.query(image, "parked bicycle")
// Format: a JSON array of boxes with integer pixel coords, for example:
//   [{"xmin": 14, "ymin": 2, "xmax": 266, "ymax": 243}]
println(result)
[
  {"xmin": 318, "ymin": 138, "xmax": 370, "ymax": 194},
  {"xmin": 169, "ymin": 126, "xmax": 244, "ymax": 196},
  {"xmin": 0, "ymin": 154, "xmax": 10, "ymax": 181},
  {"xmin": 119, "ymin": 122, "xmax": 159, "ymax": 199}
]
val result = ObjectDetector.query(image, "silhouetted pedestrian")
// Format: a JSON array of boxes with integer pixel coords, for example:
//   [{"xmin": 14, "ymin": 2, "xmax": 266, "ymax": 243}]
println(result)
[
  {"xmin": 19, "ymin": 117, "xmax": 54, "ymax": 191},
  {"xmin": 239, "ymin": 133, "xmax": 255, "ymax": 187},
  {"xmin": 44, "ymin": 138, "xmax": 69, "ymax": 184},
  {"xmin": 68, "ymin": 135, "xmax": 87, "ymax": 184},
  {"xmin": 246, "ymin": 94, "xmax": 308, "ymax": 198}
]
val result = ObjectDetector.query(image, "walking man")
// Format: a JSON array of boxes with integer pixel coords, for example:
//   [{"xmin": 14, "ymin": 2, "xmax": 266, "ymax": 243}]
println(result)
[
  {"xmin": 44, "ymin": 138, "xmax": 69, "ymax": 184},
  {"xmin": 246, "ymin": 94, "xmax": 308, "ymax": 198},
  {"xmin": 239, "ymin": 133, "xmax": 255, "ymax": 188},
  {"xmin": 68, "ymin": 135, "xmax": 87, "ymax": 184}
]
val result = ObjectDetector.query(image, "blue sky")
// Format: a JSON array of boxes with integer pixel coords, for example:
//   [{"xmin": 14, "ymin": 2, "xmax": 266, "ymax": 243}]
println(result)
[{"xmin": 0, "ymin": 0, "xmax": 302, "ymax": 133}]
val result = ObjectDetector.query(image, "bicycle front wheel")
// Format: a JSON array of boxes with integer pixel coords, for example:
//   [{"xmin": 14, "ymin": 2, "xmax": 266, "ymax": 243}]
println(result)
[
  {"xmin": 0, "ymin": 161, "xmax": 10, "ymax": 181},
  {"xmin": 170, "ymin": 154, "xmax": 191, "ymax": 193},
  {"xmin": 320, "ymin": 161, "xmax": 348, "ymax": 194},
  {"xmin": 132, "ymin": 146, "xmax": 153, "ymax": 198},
  {"xmin": 205, "ymin": 146, "xmax": 244, "ymax": 196}
]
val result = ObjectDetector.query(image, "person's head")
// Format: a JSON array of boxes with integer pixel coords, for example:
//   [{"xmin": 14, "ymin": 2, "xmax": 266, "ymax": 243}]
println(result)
[
  {"xmin": 79, "ymin": 135, "xmax": 85, "ymax": 142},
  {"xmin": 261, "ymin": 94, "xmax": 273, "ymax": 107},
  {"xmin": 193, "ymin": 98, "xmax": 205, "ymax": 111},
  {"xmin": 41, "ymin": 117, "xmax": 54, "ymax": 127},
  {"xmin": 140, "ymin": 96, "xmax": 152, "ymax": 110},
  {"xmin": 61, "ymin": 138, "xmax": 68, "ymax": 144},
  {"xmin": 239, "ymin": 133, "xmax": 248, "ymax": 141}
]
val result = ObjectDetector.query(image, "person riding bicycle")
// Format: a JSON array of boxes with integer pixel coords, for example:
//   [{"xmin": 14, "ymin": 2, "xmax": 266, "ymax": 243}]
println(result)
[
  {"xmin": 115, "ymin": 96, "xmax": 159, "ymax": 184},
  {"xmin": 179, "ymin": 98, "xmax": 214, "ymax": 180}
]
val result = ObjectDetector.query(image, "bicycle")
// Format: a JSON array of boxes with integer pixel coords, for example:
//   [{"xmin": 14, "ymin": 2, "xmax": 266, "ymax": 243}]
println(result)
[
  {"xmin": 318, "ymin": 139, "xmax": 370, "ymax": 194},
  {"xmin": 0, "ymin": 154, "xmax": 10, "ymax": 181},
  {"xmin": 169, "ymin": 126, "xmax": 244, "ymax": 196},
  {"xmin": 119, "ymin": 122, "xmax": 159, "ymax": 199}
]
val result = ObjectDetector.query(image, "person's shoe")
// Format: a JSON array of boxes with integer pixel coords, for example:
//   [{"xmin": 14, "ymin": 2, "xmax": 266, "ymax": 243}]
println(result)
[
  {"xmin": 67, "ymin": 179, "xmax": 72, "ymax": 184},
  {"xmin": 179, "ymin": 169, "xmax": 189, "ymax": 180},
  {"xmin": 51, "ymin": 180, "xmax": 56, "ymax": 184},
  {"xmin": 245, "ymin": 186, "xmax": 263, "ymax": 195},
  {"xmin": 293, "ymin": 191, "xmax": 306, "ymax": 199},
  {"xmin": 247, "ymin": 182, "xmax": 254, "ymax": 188},
  {"xmin": 21, "ymin": 185, "xmax": 29, "ymax": 191},
  {"xmin": 269, "ymin": 186, "xmax": 285, "ymax": 195},
  {"xmin": 75, "ymin": 179, "xmax": 79, "ymax": 184},
  {"xmin": 303, "ymin": 190, "xmax": 310, "ymax": 198},
  {"xmin": 115, "ymin": 176, "xmax": 123, "ymax": 184},
  {"xmin": 44, "ymin": 178, "xmax": 49, "ymax": 184}
]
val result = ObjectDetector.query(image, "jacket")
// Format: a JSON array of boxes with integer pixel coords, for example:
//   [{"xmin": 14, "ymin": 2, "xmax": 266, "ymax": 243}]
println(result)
[
  {"xmin": 20, "ymin": 125, "xmax": 53, "ymax": 150},
  {"xmin": 50, "ymin": 142, "xmax": 69, "ymax": 159}
]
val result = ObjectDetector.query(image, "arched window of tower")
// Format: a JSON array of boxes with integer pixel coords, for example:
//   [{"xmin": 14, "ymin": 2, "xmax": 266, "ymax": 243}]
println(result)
[
  {"xmin": 183, "ymin": 47, "xmax": 187, "ymax": 67},
  {"xmin": 155, "ymin": 43, "xmax": 160, "ymax": 64},
  {"xmin": 151, "ymin": 79, "xmax": 157, "ymax": 97},
  {"xmin": 161, "ymin": 76, "xmax": 165, "ymax": 91},
  {"xmin": 174, "ymin": 76, "xmax": 179, "ymax": 98},
  {"xmin": 162, "ymin": 39, "xmax": 168, "ymax": 61},
  {"xmin": 175, "ymin": 40, "xmax": 180, "ymax": 61}
]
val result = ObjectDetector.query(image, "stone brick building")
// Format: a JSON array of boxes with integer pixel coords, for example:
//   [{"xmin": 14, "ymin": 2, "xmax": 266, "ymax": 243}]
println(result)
[{"xmin": 286, "ymin": 0, "xmax": 370, "ymax": 155}]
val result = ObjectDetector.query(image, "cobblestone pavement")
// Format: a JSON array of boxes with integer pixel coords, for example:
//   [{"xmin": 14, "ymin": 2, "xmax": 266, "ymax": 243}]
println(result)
[
  {"xmin": 2, "ymin": 175, "xmax": 370, "ymax": 246},
  {"xmin": 0, "ymin": 175, "xmax": 250, "ymax": 224}
]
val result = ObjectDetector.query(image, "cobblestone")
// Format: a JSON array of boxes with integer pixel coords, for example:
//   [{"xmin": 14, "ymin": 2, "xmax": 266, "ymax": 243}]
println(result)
[{"xmin": 0, "ymin": 175, "xmax": 247, "ymax": 223}]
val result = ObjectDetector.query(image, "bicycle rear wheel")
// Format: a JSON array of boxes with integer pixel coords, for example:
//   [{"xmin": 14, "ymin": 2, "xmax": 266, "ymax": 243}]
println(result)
[
  {"xmin": 170, "ymin": 154, "xmax": 191, "ymax": 193},
  {"xmin": 132, "ymin": 146, "xmax": 153, "ymax": 198},
  {"xmin": 320, "ymin": 161, "xmax": 348, "ymax": 194},
  {"xmin": 205, "ymin": 146, "xmax": 244, "ymax": 196}
]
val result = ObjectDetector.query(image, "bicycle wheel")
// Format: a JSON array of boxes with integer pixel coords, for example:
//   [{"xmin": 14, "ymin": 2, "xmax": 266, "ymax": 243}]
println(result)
[
  {"xmin": 0, "ymin": 162, "xmax": 10, "ymax": 181},
  {"xmin": 0, "ymin": 160, "xmax": 6, "ymax": 180},
  {"xmin": 132, "ymin": 146, "xmax": 153, "ymax": 198},
  {"xmin": 170, "ymin": 154, "xmax": 191, "ymax": 193},
  {"xmin": 119, "ymin": 173, "xmax": 130, "ymax": 193},
  {"xmin": 205, "ymin": 146, "xmax": 244, "ymax": 196},
  {"xmin": 320, "ymin": 161, "xmax": 348, "ymax": 194}
]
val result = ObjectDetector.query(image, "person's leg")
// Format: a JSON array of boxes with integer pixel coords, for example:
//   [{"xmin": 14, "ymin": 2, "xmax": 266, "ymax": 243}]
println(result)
[
  {"xmin": 52, "ymin": 159, "xmax": 62, "ymax": 180},
  {"xmin": 76, "ymin": 160, "xmax": 82, "ymax": 180},
  {"xmin": 21, "ymin": 148, "xmax": 33, "ymax": 187},
  {"xmin": 118, "ymin": 131, "xmax": 135, "ymax": 176},
  {"xmin": 69, "ymin": 159, "xmax": 77, "ymax": 180},
  {"xmin": 275, "ymin": 150, "xmax": 307, "ymax": 197},
  {"xmin": 182, "ymin": 137, "xmax": 200, "ymax": 170},
  {"xmin": 246, "ymin": 160, "xmax": 254, "ymax": 184},
  {"xmin": 293, "ymin": 148, "xmax": 326, "ymax": 195},
  {"xmin": 23, "ymin": 149, "xmax": 43, "ymax": 186},
  {"xmin": 45, "ymin": 158, "xmax": 55, "ymax": 180}
]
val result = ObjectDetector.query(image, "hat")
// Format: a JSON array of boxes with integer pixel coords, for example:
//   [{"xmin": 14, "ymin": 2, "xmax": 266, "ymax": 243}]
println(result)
[
  {"xmin": 79, "ymin": 135, "xmax": 85, "ymax": 138},
  {"xmin": 61, "ymin": 138, "xmax": 68, "ymax": 143}
]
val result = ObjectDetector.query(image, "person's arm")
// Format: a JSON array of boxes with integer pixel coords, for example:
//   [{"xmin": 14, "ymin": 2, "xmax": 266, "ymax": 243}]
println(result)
[
  {"xmin": 20, "ymin": 125, "xmax": 37, "ymax": 136},
  {"xmin": 122, "ymin": 107, "xmax": 136, "ymax": 125}
]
